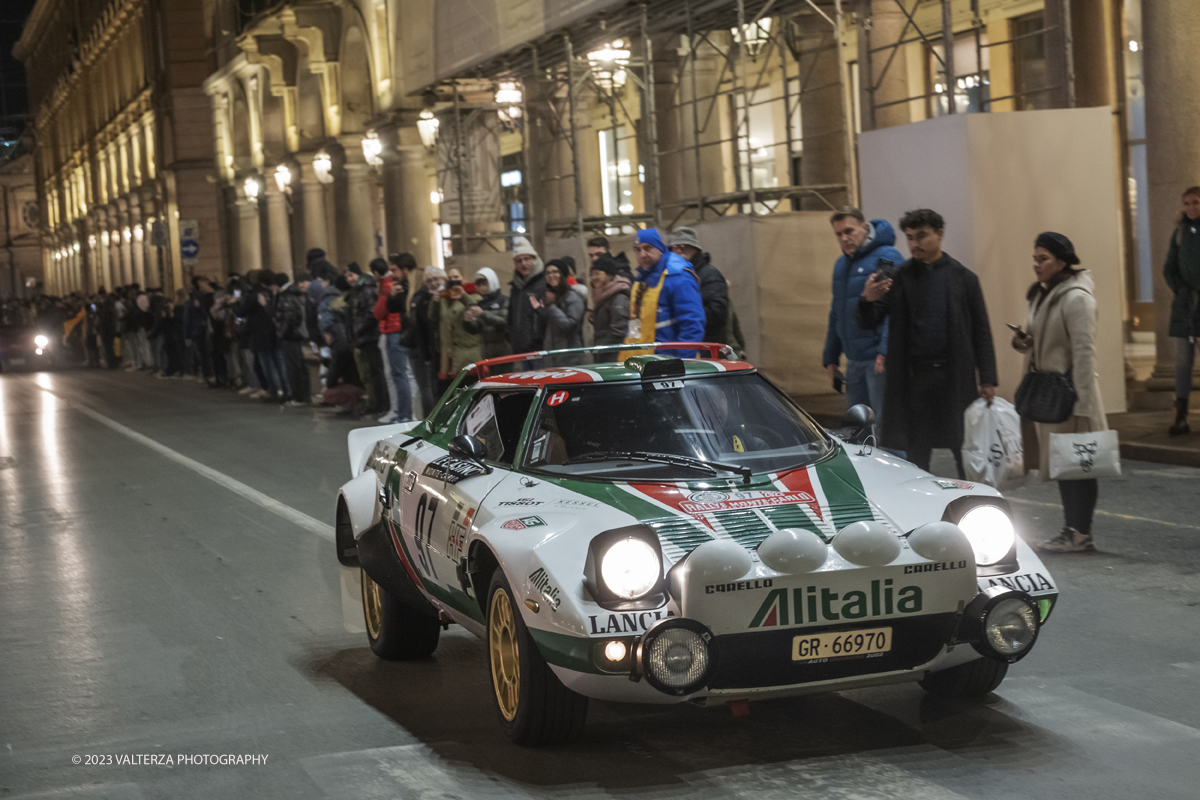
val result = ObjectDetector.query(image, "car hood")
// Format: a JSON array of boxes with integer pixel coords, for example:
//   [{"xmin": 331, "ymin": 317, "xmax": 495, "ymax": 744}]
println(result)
[{"xmin": 530, "ymin": 447, "xmax": 883, "ymax": 564}]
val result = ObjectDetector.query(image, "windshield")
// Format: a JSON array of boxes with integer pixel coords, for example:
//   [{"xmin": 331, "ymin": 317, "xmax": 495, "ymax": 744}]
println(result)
[{"xmin": 522, "ymin": 373, "xmax": 832, "ymax": 481}]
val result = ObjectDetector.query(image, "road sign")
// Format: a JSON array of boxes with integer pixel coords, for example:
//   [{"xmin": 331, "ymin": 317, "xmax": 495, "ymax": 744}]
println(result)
[{"xmin": 180, "ymin": 220, "xmax": 199, "ymax": 267}]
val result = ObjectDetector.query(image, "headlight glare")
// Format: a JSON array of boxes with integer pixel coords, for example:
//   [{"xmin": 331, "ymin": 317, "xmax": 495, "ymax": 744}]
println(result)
[
  {"xmin": 34, "ymin": 334, "xmax": 49, "ymax": 347},
  {"xmin": 600, "ymin": 537, "xmax": 660, "ymax": 600},
  {"xmin": 957, "ymin": 505, "xmax": 1015, "ymax": 566}
]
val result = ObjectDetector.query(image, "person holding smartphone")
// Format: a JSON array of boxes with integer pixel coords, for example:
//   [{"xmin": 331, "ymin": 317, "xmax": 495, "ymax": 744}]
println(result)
[
  {"xmin": 822, "ymin": 207, "xmax": 904, "ymax": 441},
  {"xmin": 857, "ymin": 208, "xmax": 997, "ymax": 478},
  {"xmin": 1012, "ymin": 232, "xmax": 1106, "ymax": 553}
]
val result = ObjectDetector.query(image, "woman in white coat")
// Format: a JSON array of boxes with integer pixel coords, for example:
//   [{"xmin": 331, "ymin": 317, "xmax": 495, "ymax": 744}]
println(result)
[{"xmin": 1012, "ymin": 232, "xmax": 1107, "ymax": 553}]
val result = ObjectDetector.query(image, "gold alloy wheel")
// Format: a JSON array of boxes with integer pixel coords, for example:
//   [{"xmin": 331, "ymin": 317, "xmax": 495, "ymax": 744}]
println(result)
[
  {"xmin": 489, "ymin": 587, "xmax": 520, "ymax": 722},
  {"xmin": 362, "ymin": 570, "xmax": 383, "ymax": 640}
]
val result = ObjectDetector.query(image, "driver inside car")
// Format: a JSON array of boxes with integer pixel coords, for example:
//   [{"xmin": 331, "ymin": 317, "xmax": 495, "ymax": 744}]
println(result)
[{"xmin": 690, "ymin": 385, "xmax": 767, "ymax": 453}]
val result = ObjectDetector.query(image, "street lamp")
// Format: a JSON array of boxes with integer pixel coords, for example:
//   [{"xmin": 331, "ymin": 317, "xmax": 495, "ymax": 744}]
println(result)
[
  {"xmin": 313, "ymin": 151, "xmax": 333, "ymax": 184},
  {"xmin": 72, "ymin": 241, "xmax": 80, "ymax": 253},
  {"xmin": 362, "ymin": 131, "xmax": 384, "ymax": 166},
  {"xmin": 587, "ymin": 40, "xmax": 630, "ymax": 91},
  {"xmin": 417, "ymin": 109, "xmax": 439, "ymax": 148},
  {"xmin": 430, "ymin": 189, "xmax": 443, "ymax": 205},
  {"xmin": 732, "ymin": 17, "xmax": 772, "ymax": 57},
  {"xmin": 101, "ymin": 231, "xmax": 110, "ymax": 246},
  {"xmin": 495, "ymin": 81, "xmax": 523, "ymax": 125},
  {"xmin": 243, "ymin": 175, "xmax": 261, "ymax": 200},
  {"xmin": 123, "ymin": 227, "xmax": 132, "ymax": 243},
  {"xmin": 134, "ymin": 225, "xmax": 143, "ymax": 242},
  {"xmin": 274, "ymin": 163, "xmax": 293, "ymax": 194}
]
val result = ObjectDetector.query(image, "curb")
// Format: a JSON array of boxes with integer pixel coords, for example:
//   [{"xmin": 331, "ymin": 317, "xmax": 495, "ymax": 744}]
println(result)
[{"xmin": 1120, "ymin": 442, "xmax": 1200, "ymax": 469}]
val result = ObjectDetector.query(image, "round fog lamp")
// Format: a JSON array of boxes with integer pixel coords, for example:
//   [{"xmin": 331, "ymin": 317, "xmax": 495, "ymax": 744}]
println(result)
[
  {"xmin": 640, "ymin": 619, "xmax": 716, "ymax": 696},
  {"xmin": 983, "ymin": 598, "xmax": 1038, "ymax": 657},
  {"xmin": 965, "ymin": 587, "xmax": 1040, "ymax": 663},
  {"xmin": 600, "ymin": 537, "xmax": 660, "ymax": 600},
  {"xmin": 604, "ymin": 640, "xmax": 627, "ymax": 662}
]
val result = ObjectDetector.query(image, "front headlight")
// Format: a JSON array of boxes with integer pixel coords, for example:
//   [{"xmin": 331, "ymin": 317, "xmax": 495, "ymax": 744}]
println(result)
[
  {"xmin": 601, "ymin": 538, "xmax": 660, "ymax": 600},
  {"xmin": 34, "ymin": 334, "xmax": 49, "ymax": 347},
  {"xmin": 957, "ymin": 505, "xmax": 1015, "ymax": 566}
]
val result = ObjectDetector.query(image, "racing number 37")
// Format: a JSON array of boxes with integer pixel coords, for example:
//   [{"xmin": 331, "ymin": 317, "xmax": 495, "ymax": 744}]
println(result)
[{"xmin": 413, "ymin": 493, "xmax": 439, "ymax": 577}]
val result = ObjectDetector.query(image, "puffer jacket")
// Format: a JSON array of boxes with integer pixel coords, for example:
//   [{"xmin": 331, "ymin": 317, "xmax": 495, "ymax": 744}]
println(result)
[
  {"xmin": 591, "ymin": 275, "xmax": 631, "ymax": 357},
  {"xmin": 274, "ymin": 284, "xmax": 308, "ymax": 342},
  {"xmin": 822, "ymin": 219, "xmax": 901, "ymax": 366},
  {"xmin": 374, "ymin": 275, "xmax": 405, "ymax": 335},
  {"xmin": 431, "ymin": 292, "xmax": 482, "ymax": 375},
  {"xmin": 349, "ymin": 274, "xmax": 380, "ymax": 348},
  {"xmin": 539, "ymin": 284, "xmax": 586, "ymax": 366},
  {"xmin": 630, "ymin": 251, "xmax": 705, "ymax": 358},
  {"xmin": 464, "ymin": 290, "xmax": 512, "ymax": 359},
  {"xmin": 508, "ymin": 260, "xmax": 547, "ymax": 353}
]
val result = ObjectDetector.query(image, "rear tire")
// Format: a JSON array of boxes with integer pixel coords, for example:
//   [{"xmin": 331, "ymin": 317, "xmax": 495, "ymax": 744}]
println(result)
[
  {"xmin": 920, "ymin": 657, "xmax": 1008, "ymax": 698},
  {"xmin": 361, "ymin": 568, "xmax": 440, "ymax": 660},
  {"xmin": 487, "ymin": 569, "xmax": 588, "ymax": 745}
]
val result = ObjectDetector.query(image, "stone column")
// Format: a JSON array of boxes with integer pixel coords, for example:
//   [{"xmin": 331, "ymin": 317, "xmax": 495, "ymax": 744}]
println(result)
[
  {"xmin": 1144, "ymin": 1, "xmax": 1200, "ymax": 392},
  {"xmin": 381, "ymin": 122, "xmax": 435, "ymax": 268},
  {"xmin": 340, "ymin": 159, "xmax": 378, "ymax": 269},
  {"xmin": 679, "ymin": 36, "xmax": 729, "ymax": 203},
  {"xmin": 236, "ymin": 194, "xmax": 263, "ymax": 275},
  {"xmin": 299, "ymin": 154, "xmax": 331, "ymax": 264},
  {"xmin": 94, "ymin": 208, "xmax": 112, "ymax": 291},
  {"xmin": 140, "ymin": 190, "xmax": 160, "ymax": 289},
  {"xmin": 129, "ymin": 201, "xmax": 146, "ymax": 288},
  {"xmin": 118, "ymin": 200, "xmax": 133, "ymax": 287},
  {"xmin": 265, "ymin": 176, "xmax": 294, "ymax": 276},
  {"xmin": 654, "ymin": 53, "xmax": 684, "ymax": 214},
  {"xmin": 858, "ymin": 0, "xmax": 910, "ymax": 131},
  {"xmin": 797, "ymin": 11, "xmax": 848, "ymax": 210}
]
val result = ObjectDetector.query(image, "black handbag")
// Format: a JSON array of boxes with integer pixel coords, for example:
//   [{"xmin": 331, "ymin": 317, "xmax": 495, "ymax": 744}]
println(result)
[{"xmin": 1014, "ymin": 366, "xmax": 1076, "ymax": 424}]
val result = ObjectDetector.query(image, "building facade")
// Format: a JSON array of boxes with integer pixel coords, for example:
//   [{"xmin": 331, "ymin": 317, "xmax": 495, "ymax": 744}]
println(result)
[
  {"xmin": 14, "ymin": 0, "xmax": 224, "ymax": 296},
  {"xmin": 0, "ymin": 151, "xmax": 42, "ymax": 298}
]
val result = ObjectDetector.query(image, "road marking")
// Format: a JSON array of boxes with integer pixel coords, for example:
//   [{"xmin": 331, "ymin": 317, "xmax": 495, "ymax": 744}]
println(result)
[
  {"xmin": 1007, "ymin": 496, "xmax": 1200, "ymax": 531},
  {"xmin": 25, "ymin": 377, "xmax": 334, "ymax": 541}
]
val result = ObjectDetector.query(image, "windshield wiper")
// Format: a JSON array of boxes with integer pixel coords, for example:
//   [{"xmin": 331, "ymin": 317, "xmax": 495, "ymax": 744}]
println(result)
[{"xmin": 565, "ymin": 451, "xmax": 752, "ymax": 483}]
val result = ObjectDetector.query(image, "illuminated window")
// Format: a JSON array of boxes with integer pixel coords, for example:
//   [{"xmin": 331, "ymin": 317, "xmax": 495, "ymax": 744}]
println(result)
[
  {"xmin": 599, "ymin": 126, "xmax": 635, "ymax": 226},
  {"xmin": 928, "ymin": 31, "xmax": 991, "ymax": 116}
]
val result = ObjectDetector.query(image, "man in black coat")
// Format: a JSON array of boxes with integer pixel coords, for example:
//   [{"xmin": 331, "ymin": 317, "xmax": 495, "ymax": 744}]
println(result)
[
  {"xmin": 857, "ymin": 208, "xmax": 997, "ymax": 478},
  {"xmin": 345, "ymin": 265, "xmax": 387, "ymax": 415},
  {"xmin": 669, "ymin": 227, "xmax": 730, "ymax": 344}
]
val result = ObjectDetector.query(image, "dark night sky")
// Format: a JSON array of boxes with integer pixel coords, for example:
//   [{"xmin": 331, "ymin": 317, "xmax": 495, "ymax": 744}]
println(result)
[{"xmin": 1, "ymin": 0, "xmax": 39, "ymax": 139}]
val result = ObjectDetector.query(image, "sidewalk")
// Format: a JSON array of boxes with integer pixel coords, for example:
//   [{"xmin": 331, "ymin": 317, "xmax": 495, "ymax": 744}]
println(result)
[{"xmin": 792, "ymin": 394, "xmax": 1200, "ymax": 469}]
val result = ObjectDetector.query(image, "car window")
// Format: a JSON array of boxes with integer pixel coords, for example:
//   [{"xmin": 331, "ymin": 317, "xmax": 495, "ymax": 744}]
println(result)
[
  {"xmin": 460, "ymin": 391, "xmax": 536, "ymax": 465},
  {"xmin": 523, "ymin": 373, "xmax": 831, "ymax": 481}
]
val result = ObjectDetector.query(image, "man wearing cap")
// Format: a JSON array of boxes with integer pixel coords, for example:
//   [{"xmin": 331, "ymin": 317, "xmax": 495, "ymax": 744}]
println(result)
[
  {"xmin": 622, "ymin": 228, "xmax": 705, "ymax": 359},
  {"xmin": 669, "ymin": 226, "xmax": 729, "ymax": 343},
  {"xmin": 858, "ymin": 208, "xmax": 997, "ymax": 478},
  {"xmin": 507, "ymin": 237, "xmax": 547, "ymax": 364}
]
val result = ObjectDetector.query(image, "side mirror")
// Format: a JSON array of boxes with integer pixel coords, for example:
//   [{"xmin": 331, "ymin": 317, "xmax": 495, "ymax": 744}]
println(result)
[
  {"xmin": 840, "ymin": 404, "xmax": 876, "ymax": 445},
  {"xmin": 449, "ymin": 433, "xmax": 488, "ymax": 463}
]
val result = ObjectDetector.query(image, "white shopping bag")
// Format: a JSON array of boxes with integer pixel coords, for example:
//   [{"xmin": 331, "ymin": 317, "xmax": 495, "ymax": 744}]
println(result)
[
  {"xmin": 962, "ymin": 398, "xmax": 1025, "ymax": 491},
  {"xmin": 1048, "ymin": 430, "xmax": 1122, "ymax": 480}
]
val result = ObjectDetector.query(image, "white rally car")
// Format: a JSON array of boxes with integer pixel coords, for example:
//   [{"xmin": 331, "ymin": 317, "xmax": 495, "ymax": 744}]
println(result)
[{"xmin": 335, "ymin": 344, "xmax": 1057, "ymax": 745}]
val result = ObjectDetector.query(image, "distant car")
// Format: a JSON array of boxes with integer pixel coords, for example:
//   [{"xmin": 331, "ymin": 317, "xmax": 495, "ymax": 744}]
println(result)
[
  {"xmin": 0, "ymin": 324, "xmax": 56, "ymax": 372},
  {"xmin": 335, "ymin": 343, "xmax": 1058, "ymax": 745}
]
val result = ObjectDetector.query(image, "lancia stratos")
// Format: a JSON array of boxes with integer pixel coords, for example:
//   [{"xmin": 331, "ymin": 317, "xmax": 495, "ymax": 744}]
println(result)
[{"xmin": 334, "ymin": 343, "xmax": 1058, "ymax": 745}]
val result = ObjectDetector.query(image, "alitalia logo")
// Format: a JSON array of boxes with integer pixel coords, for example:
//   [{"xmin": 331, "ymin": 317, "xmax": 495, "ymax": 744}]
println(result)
[{"xmin": 749, "ymin": 579, "xmax": 922, "ymax": 628}]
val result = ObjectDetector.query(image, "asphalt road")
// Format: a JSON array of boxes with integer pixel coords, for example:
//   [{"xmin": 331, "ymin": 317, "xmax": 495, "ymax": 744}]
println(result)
[{"xmin": 1, "ymin": 368, "xmax": 1198, "ymax": 799}]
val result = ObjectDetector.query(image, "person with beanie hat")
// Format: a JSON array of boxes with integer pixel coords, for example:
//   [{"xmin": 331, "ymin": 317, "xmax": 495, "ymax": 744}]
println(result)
[
  {"xmin": 371, "ymin": 257, "xmax": 413, "ymax": 422},
  {"xmin": 305, "ymin": 248, "xmax": 326, "ymax": 265},
  {"xmin": 463, "ymin": 267, "xmax": 512, "ymax": 360},
  {"xmin": 533, "ymin": 259, "xmax": 586, "ymax": 365},
  {"xmin": 508, "ymin": 236, "xmax": 547, "ymax": 359},
  {"xmin": 623, "ymin": 228, "xmax": 705, "ymax": 358},
  {"xmin": 669, "ymin": 226, "xmax": 732, "ymax": 345},
  {"xmin": 1011, "ymin": 231, "xmax": 1106, "ymax": 554},
  {"xmin": 589, "ymin": 253, "xmax": 632, "ymax": 360}
]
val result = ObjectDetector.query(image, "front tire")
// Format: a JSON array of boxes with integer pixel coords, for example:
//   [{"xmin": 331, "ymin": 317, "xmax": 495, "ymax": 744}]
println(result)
[
  {"xmin": 361, "ymin": 568, "xmax": 440, "ymax": 660},
  {"xmin": 920, "ymin": 657, "xmax": 1008, "ymax": 698},
  {"xmin": 487, "ymin": 570, "xmax": 587, "ymax": 745}
]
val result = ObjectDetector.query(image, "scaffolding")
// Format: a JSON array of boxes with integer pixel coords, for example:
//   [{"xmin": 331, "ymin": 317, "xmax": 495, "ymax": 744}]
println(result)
[{"xmin": 428, "ymin": 0, "xmax": 1076, "ymax": 255}]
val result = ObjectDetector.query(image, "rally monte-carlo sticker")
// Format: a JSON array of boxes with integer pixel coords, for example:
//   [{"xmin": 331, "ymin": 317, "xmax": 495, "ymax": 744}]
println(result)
[{"xmin": 336, "ymin": 345, "xmax": 1059, "ymax": 746}]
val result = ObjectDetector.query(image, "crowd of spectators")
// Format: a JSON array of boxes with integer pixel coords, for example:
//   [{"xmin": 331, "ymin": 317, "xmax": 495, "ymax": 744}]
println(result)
[{"xmin": 10, "ymin": 231, "xmax": 744, "ymax": 425}]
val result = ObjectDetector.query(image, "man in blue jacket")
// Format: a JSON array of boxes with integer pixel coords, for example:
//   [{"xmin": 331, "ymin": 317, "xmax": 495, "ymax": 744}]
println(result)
[
  {"xmin": 623, "ymin": 228, "xmax": 706, "ymax": 358},
  {"xmin": 822, "ymin": 208, "xmax": 902, "ymax": 433}
]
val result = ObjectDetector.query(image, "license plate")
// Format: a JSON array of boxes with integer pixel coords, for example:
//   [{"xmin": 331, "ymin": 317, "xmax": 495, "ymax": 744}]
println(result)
[
  {"xmin": 792, "ymin": 627, "xmax": 892, "ymax": 662},
  {"xmin": 10, "ymin": 358, "xmax": 25, "ymax": 365}
]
